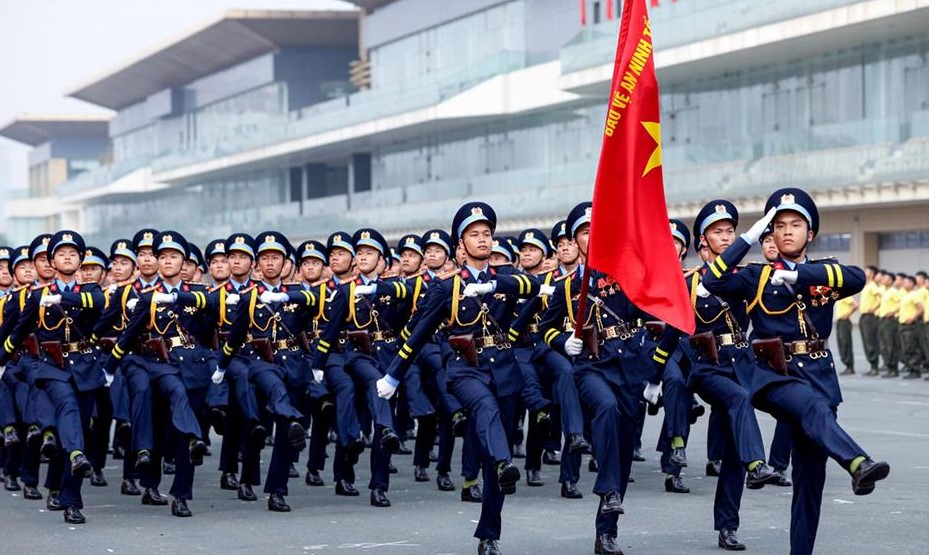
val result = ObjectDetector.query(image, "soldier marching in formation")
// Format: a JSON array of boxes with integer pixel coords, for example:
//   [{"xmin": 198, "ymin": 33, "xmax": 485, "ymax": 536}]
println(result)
[{"xmin": 0, "ymin": 191, "xmax": 892, "ymax": 555}]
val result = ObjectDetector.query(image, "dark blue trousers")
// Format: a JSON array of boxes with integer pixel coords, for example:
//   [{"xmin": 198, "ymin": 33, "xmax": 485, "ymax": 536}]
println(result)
[{"xmin": 768, "ymin": 420, "xmax": 793, "ymax": 472}]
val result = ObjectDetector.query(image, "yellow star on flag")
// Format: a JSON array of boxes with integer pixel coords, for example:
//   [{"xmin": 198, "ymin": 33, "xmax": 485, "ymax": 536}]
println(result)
[{"xmin": 641, "ymin": 121, "xmax": 662, "ymax": 178}]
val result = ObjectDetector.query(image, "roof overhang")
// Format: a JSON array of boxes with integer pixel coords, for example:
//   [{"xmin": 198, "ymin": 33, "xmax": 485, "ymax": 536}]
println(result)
[
  {"xmin": 66, "ymin": 9, "xmax": 360, "ymax": 110},
  {"xmin": 343, "ymin": 0, "xmax": 395, "ymax": 13},
  {"xmin": 0, "ymin": 114, "xmax": 111, "ymax": 147}
]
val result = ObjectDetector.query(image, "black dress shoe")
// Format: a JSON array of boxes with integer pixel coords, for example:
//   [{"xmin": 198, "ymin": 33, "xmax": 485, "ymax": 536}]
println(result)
[
  {"xmin": 706, "ymin": 460, "xmax": 721, "ymax": 477},
  {"xmin": 379, "ymin": 428, "xmax": 401, "ymax": 453},
  {"xmin": 40, "ymin": 434, "xmax": 58, "ymax": 459},
  {"xmin": 414, "ymin": 466, "xmax": 430, "ymax": 482},
  {"xmin": 162, "ymin": 461, "xmax": 176, "ymax": 475},
  {"xmin": 135, "ymin": 450, "xmax": 152, "ymax": 471},
  {"xmin": 141, "ymin": 487, "xmax": 169, "ymax": 506},
  {"xmin": 718, "ymin": 529, "xmax": 746, "ymax": 551},
  {"xmin": 851, "ymin": 458, "xmax": 890, "ymax": 495},
  {"xmin": 249, "ymin": 424, "xmax": 268, "ymax": 450},
  {"xmin": 567, "ymin": 434, "xmax": 591, "ymax": 454},
  {"xmin": 436, "ymin": 473, "xmax": 455, "ymax": 491},
  {"xmin": 588, "ymin": 458, "xmax": 599, "ymax": 473},
  {"xmin": 171, "ymin": 498, "xmax": 192, "ymax": 517},
  {"xmin": 305, "ymin": 470, "xmax": 324, "ymax": 487},
  {"xmin": 665, "ymin": 475, "xmax": 690, "ymax": 493},
  {"xmin": 595, "ymin": 534, "xmax": 624, "ymax": 555},
  {"xmin": 773, "ymin": 470, "xmax": 792, "ymax": 487},
  {"xmin": 632, "ymin": 449, "xmax": 646, "ymax": 462},
  {"xmin": 561, "ymin": 481, "xmax": 583, "ymax": 499},
  {"xmin": 189, "ymin": 439, "xmax": 207, "ymax": 466},
  {"xmin": 3, "ymin": 426, "xmax": 20, "ymax": 446},
  {"xmin": 542, "ymin": 449, "xmax": 560, "ymax": 466},
  {"xmin": 209, "ymin": 407, "xmax": 227, "ymax": 436},
  {"xmin": 288, "ymin": 463, "xmax": 300, "ymax": 478},
  {"xmin": 335, "ymin": 480, "xmax": 360, "ymax": 497},
  {"xmin": 90, "ymin": 469, "xmax": 107, "ymax": 487},
  {"xmin": 23, "ymin": 485, "xmax": 43, "ymax": 500},
  {"xmin": 370, "ymin": 488, "xmax": 391, "ymax": 507},
  {"xmin": 47, "ymin": 491, "xmax": 64, "ymax": 511},
  {"xmin": 63, "ymin": 506, "xmax": 86, "ymax": 524},
  {"xmin": 238, "ymin": 483, "xmax": 257, "ymax": 501},
  {"xmin": 220, "ymin": 472, "xmax": 239, "ymax": 490},
  {"xmin": 600, "ymin": 491, "xmax": 624, "ymax": 514},
  {"xmin": 745, "ymin": 462, "xmax": 780, "ymax": 489},
  {"xmin": 388, "ymin": 461, "xmax": 398, "ymax": 474},
  {"xmin": 690, "ymin": 402, "xmax": 706, "ymax": 424},
  {"xmin": 478, "ymin": 538, "xmax": 503, "ymax": 555},
  {"xmin": 70, "ymin": 453, "xmax": 92, "ymax": 476},
  {"xmin": 4, "ymin": 476, "xmax": 21, "ymax": 491},
  {"xmin": 526, "ymin": 469, "xmax": 544, "ymax": 487},
  {"xmin": 461, "ymin": 484, "xmax": 483, "ymax": 502},
  {"xmin": 451, "ymin": 411, "xmax": 468, "ymax": 438},
  {"xmin": 396, "ymin": 441, "xmax": 413, "ymax": 455},
  {"xmin": 268, "ymin": 493, "xmax": 291, "ymax": 512},
  {"xmin": 288, "ymin": 422, "xmax": 307, "ymax": 452},
  {"xmin": 120, "ymin": 479, "xmax": 141, "ymax": 496},
  {"xmin": 496, "ymin": 461, "xmax": 520, "ymax": 495},
  {"xmin": 669, "ymin": 447, "xmax": 688, "ymax": 467}
]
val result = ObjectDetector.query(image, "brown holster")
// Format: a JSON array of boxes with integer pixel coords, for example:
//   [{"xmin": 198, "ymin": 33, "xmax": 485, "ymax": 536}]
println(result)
[
  {"xmin": 296, "ymin": 331, "xmax": 312, "ymax": 354},
  {"xmin": 689, "ymin": 331, "xmax": 719, "ymax": 365},
  {"xmin": 98, "ymin": 337, "xmax": 117, "ymax": 354},
  {"xmin": 346, "ymin": 331, "xmax": 372, "ymax": 355},
  {"xmin": 752, "ymin": 338, "xmax": 788, "ymax": 376},
  {"xmin": 39, "ymin": 341, "xmax": 64, "ymax": 367},
  {"xmin": 23, "ymin": 334, "xmax": 39, "ymax": 356},
  {"xmin": 250, "ymin": 338, "xmax": 274, "ymax": 363},
  {"xmin": 581, "ymin": 326, "xmax": 600, "ymax": 360},
  {"xmin": 645, "ymin": 321, "xmax": 666, "ymax": 341},
  {"xmin": 144, "ymin": 337, "xmax": 170, "ymax": 363},
  {"xmin": 448, "ymin": 334, "xmax": 478, "ymax": 366}
]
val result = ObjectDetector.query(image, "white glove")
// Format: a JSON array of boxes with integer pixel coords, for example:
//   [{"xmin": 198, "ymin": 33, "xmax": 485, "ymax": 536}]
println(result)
[
  {"xmin": 40, "ymin": 294, "xmax": 62, "ymax": 307},
  {"xmin": 770, "ymin": 269, "xmax": 798, "ymax": 286},
  {"xmin": 107, "ymin": 283, "xmax": 119, "ymax": 295},
  {"xmin": 212, "ymin": 368, "xmax": 226, "ymax": 384},
  {"xmin": 741, "ymin": 207, "xmax": 778, "ymax": 243},
  {"xmin": 0, "ymin": 365, "xmax": 5, "ymax": 380},
  {"xmin": 103, "ymin": 371, "xmax": 115, "ymax": 388},
  {"xmin": 537, "ymin": 284, "xmax": 556, "ymax": 297},
  {"xmin": 226, "ymin": 293, "xmax": 240, "ymax": 306},
  {"xmin": 376, "ymin": 376, "xmax": 398, "ymax": 400},
  {"xmin": 259, "ymin": 291, "xmax": 288, "ymax": 304},
  {"xmin": 126, "ymin": 298, "xmax": 139, "ymax": 311},
  {"xmin": 565, "ymin": 336, "xmax": 583, "ymax": 356},
  {"xmin": 696, "ymin": 283, "xmax": 711, "ymax": 298},
  {"xmin": 312, "ymin": 369, "xmax": 324, "ymax": 384},
  {"xmin": 462, "ymin": 283, "xmax": 494, "ymax": 298},
  {"xmin": 354, "ymin": 284, "xmax": 376, "ymax": 296},
  {"xmin": 643, "ymin": 382, "xmax": 662, "ymax": 405},
  {"xmin": 152, "ymin": 292, "xmax": 175, "ymax": 304}
]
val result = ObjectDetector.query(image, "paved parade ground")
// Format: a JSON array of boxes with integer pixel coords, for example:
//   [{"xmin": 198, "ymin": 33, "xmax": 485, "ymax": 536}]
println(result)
[{"xmin": 2, "ymin": 368, "xmax": 927, "ymax": 555}]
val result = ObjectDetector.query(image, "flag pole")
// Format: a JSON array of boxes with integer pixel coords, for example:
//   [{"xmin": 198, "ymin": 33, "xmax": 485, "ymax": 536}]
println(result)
[{"xmin": 574, "ymin": 260, "xmax": 592, "ymax": 339}]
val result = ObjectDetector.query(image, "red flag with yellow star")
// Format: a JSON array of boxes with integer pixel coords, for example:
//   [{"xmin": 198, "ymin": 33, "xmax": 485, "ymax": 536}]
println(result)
[{"xmin": 586, "ymin": 0, "xmax": 695, "ymax": 333}]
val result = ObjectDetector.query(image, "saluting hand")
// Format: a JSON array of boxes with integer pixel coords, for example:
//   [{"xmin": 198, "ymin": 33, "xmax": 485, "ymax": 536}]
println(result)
[
  {"xmin": 770, "ymin": 269, "xmax": 798, "ymax": 286},
  {"xmin": 742, "ymin": 207, "xmax": 778, "ymax": 243}
]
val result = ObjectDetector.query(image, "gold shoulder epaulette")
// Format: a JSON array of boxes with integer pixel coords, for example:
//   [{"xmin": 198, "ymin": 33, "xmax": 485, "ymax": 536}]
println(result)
[
  {"xmin": 683, "ymin": 264, "xmax": 701, "ymax": 278},
  {"xmin": 140, "ymin": 285, "xmax": 161, "ymax": 294}
]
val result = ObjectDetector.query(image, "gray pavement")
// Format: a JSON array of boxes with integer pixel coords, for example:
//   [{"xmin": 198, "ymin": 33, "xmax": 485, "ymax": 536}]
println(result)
[{"xmin": 2, "ymin": 362, "xmax": 927, "ymax": 554}]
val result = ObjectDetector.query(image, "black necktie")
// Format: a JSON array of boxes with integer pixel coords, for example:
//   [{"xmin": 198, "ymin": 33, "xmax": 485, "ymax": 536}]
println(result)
[
  {"xmin": 477, "ymin": 271, "xmax": 488, "ymax": 284},
  {"xmin": 63, "ymin": 285, "xmax": 72, "ymax": 293}
]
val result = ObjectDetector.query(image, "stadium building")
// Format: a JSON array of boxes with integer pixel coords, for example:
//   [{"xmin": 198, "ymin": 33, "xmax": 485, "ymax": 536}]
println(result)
[{"xmin": 2, "ymin": 0, "xmax": 929, "ymax": 269}]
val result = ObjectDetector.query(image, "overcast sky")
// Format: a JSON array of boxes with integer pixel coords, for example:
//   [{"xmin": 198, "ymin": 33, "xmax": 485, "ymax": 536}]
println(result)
[{"xmin": 0, "ymin": 0, "xmax": 353, "ymax": 196}]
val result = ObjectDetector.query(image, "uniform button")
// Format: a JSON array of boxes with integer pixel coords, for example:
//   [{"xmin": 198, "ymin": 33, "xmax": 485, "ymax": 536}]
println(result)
[
  {"xmin": 490, "ymin": 358, "xmax": 495, "ymax": 363},
  {"xmin": 798, "ymin": 362, "xmax": 804, "ymax": 368},
  {"xmin": 179, "ymin": 356, "xmax": 184, "ymax": 361},
  {"xmin": 282, "ymin": 356, "xmax": 287, "ymax": 361}
]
